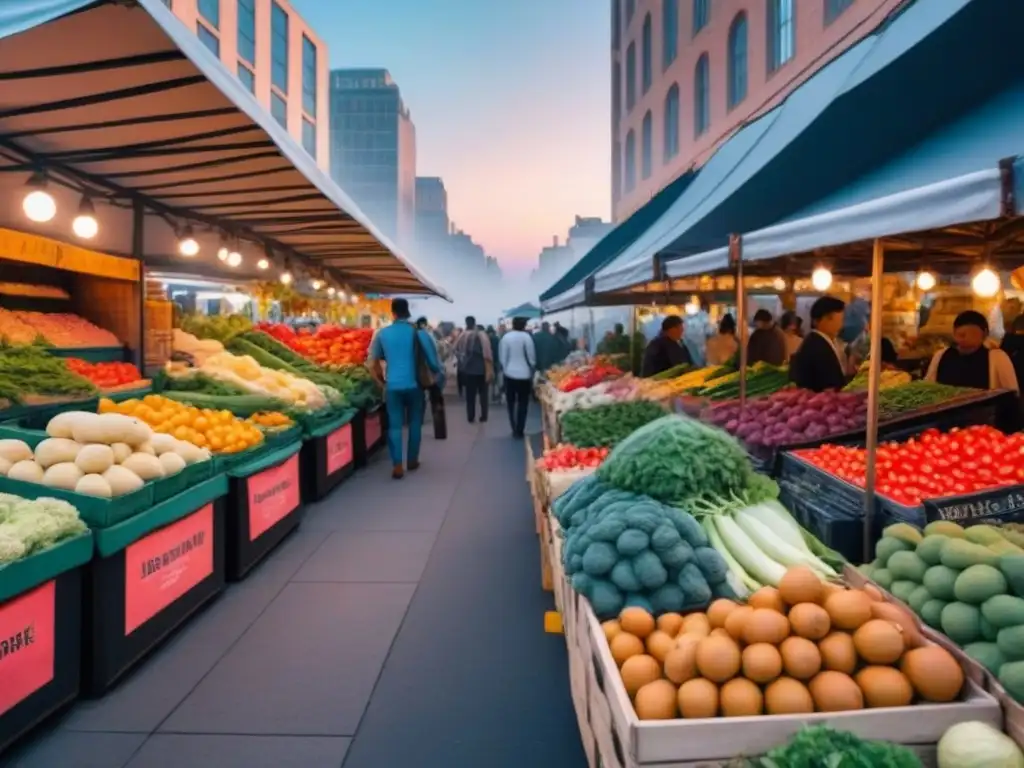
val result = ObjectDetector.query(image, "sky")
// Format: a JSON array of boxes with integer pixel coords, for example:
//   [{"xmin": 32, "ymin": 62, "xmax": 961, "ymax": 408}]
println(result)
[{"xmin": 291, "ymin": 0, "xmax": 611, "ymax": 276}]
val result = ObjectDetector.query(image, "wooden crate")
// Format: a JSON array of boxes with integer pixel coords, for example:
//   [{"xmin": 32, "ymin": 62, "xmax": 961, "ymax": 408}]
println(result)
[{"xmin": 539, "ymin": 514, "xmax": 553, "ymax": 592}]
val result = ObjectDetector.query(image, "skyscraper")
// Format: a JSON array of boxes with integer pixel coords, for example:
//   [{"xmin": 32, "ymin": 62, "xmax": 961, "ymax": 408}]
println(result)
[
  {"xmin": 329, "ymin": 69, "xmax": 417, "ymax": 248},
  {"xmin": 413, "ymin": 177, "xmax": 450, "ymax": 264},
  {"xmin": 166, "ymin": 0, "xmax": 329, "ymax": 167}
]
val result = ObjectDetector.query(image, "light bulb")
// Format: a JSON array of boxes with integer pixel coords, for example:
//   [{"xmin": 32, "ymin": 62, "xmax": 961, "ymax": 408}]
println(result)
[
  {"xmin": 972, "ymin": 267, "xmax": 1000, "ymax": 298},
  {"xmin": 72, "ymin": 214, "xmax": 98, "ymax": 239},
  {"xmin": 327, "ymin": 286, "xmax": 336, "ymax": 296},
  {"xmin": 311, "ymin": 279, "xmax": 323, "ymax": 290},
  {"xmin": 280, "ymin": 271, "xmax": 293, "ymax": 285},
  {"xmin": 23, "ymin": 190, "xmax": 57, "ymax": 223},
  {"xmin": 811, "ymin": 266, "xmax": 833, "ymax": 292},
  {"xmin": 227, "ymin": 251, "xmax": 242, "ymax": 267},
  {"xmin": 338, "ymin": 291, "xmax": 347, "ymax": 301},
  {"xmin": 217, "ymin": 246, "xmax": 229, "ymax": 261},
  {"xmin": 773, "ymin": 277, "xmax": 786, "ymax": 291},
  {"xmin": 257, "ymin": 258, "xmax": 269, "ymax": 270},
  {"xmin": 915, "ymin": 270, "xmax": 937, "ymax": 291},
  {"xmin": 178, "ymin": 228, "xmax": 199, "ymax": 257}
]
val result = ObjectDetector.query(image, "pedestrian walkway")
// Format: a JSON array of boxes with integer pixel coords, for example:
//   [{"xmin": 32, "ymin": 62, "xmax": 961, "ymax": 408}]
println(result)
[{"xmin": 8, "ymin": 404, "xmax": 586, "ymax": 768}]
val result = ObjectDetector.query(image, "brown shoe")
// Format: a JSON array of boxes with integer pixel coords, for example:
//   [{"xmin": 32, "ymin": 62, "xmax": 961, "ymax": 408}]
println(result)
[
  {"xmin": 408, "ymin": 460, "xmax": 421, "ymax": 471},
  {"xmin": 392, "ymin": 465, "xmax": 405, "ymax": 480}
]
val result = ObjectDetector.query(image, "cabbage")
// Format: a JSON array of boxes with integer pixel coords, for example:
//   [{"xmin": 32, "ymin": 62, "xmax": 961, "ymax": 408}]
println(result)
[{"xmin": 938, "ymin": 721, "xmax": 1024, "ymax": 768}]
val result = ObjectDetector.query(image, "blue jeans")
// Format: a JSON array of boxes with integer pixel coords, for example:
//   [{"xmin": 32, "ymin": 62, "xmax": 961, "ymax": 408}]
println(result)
[{"xmin": 385, "ymin": 387, "xmax": 424, "ymax": 466}]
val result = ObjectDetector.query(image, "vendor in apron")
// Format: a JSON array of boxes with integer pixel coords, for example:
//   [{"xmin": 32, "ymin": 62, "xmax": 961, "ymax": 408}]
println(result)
[{"xmin": 925, "ymin": 311, "xmax": 1019, "ymax": 393}]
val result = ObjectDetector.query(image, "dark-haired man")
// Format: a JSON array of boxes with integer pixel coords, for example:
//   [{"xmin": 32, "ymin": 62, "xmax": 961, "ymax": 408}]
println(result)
[
  {"xmin": 453, "ymin": 315, "xmax": 492, "ymax": 423},
  {"xmin": 369, "ymin": 298, "xmax": 442, "ymax": 479},
  {"xmin": 641, "ymin": 315, "xmax": 691, "ymax": 377},
  {"xmin": 789, "ymin": 296, "xmax": 848, "ymax": 392},
  {"xmin": 746, "ymin": 309, "xmax": 787, "ymax": 366}
]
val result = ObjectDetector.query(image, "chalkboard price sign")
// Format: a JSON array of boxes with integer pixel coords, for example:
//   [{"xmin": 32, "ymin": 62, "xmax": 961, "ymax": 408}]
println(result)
[{"xmin": 923, "ymin": 486, "xmax": 1024, "ymax": 525}]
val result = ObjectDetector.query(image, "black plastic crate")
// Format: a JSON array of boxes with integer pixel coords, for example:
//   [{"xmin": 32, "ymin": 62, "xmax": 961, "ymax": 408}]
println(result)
[{"xmin": 301, "ymin": 422, "xmax": 355, "ymax": 502}]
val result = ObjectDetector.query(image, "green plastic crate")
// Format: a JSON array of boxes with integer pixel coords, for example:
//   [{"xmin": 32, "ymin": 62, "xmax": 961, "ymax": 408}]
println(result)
[
  {"xmin": 0, "ymin": 530, "xmax": 93, "ymax": 603},
  {"xmin": 0, "ymin": 474, "xmax": 155, "ymax": 528},
  {"xmin": 47, "ymin": 346, "xmax": 127, "ymax": 363},
  {"xmin": 150, "ymin": 458, "xmax": 214, "ymax": 504}
]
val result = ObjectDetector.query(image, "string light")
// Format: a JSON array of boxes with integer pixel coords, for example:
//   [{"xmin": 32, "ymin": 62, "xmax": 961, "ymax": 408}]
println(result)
[
  {"xmin": 972, "ymin": 267, "xmax": 1000, "ymax": 298},
  {"xmin": 915, "ymin": 270, "xmax": 937, "ymax": 291},
  {"xmin": 227, "ymin": 251, "xmax": 242, "ymax": 267},
  {"xmin": 257, "ymin": 258, "xmax": 269, "ymax": 270},
  {"xmin": 23, "ymin": 171, "xmax": 56, "ymax": 223},
  {"xmin": 178, "ymin": 225, "xmax": 199, "ymax": 257},
  {"xmin": 280, "ymin": 271, "xmax": 293, "ymax": 285},
  {"xmin": 71, "ymin": 195, "xmax": 98, "ymax": 239},
  {"xmin": 811, "ymin": 265, "xmax": 833, "ymax": 292}
]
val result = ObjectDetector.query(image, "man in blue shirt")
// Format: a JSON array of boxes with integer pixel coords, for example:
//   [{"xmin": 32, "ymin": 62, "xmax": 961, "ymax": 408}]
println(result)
[{"xmin": 368, "ymin": 298, "xmax": 442, "ymax": 479}]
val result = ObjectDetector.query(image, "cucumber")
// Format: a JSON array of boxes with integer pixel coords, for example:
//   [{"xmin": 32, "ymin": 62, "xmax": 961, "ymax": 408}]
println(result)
[
  {"xmin": 160, "ymin": 391, "xmax": 288, "ymax": 416},
  {"xmin": 237, "ymin": 332, "xmax": 319, "ymax": 372},
  {"xmin": 227, "ymin": 338, "xmax": 308, "ymax": 375}
]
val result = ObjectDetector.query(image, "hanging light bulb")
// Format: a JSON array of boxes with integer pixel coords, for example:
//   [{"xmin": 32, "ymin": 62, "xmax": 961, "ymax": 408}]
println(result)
[
  {"xmin": 217, "ymin": 233, "xmax": 230, "ymax": 261},
  {"xmin": 71, "ymin": 195, "xmax": 98, "ymax": 239},
  {"xmin": 338, "ymin": 290, "xmax": 347, "ymax": 301},
  {"xmin": 280, "ymin": 271, "xmax": 293, "ymax": 285},
  {"xmin": 23, "ymin": 171, "xmax": 57, "ymax": 223},
  {"xmin": 178, "ymin": 225, "xmax": 199, "ymax": 257},
  {"xmin": 972, "ymin": 267, "xmax": 1001, "ymax": 298},
  {"xmin": 773, "ymin": 277, "xmax": 787, "ymax": 292},
  {"xmin": 257, "ymin": 258, "xmax": 269, "ymax": 270},
  {"xmin": 811, "ymin": 265, "xmax": 833, "ymax": 292},
  {"xmin": 227, "ymin": 251, "xmax": 242, "ymax": 267},
  {"xmin": 311, "ymin": 279, "xmax": 323, "ymax": 291},
  {"xmin": 915, "ymin": 269, "xmax": 937, "ymax": 292},
  {"xmin": 327, "ymin": 286, "xmax": 336, "ymax": 297}
]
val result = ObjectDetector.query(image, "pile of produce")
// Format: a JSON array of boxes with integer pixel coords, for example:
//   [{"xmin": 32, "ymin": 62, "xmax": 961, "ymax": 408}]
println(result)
[
  {"xmin": 545, "ymin": 355, "xmax": 619, "ymax": 387},
  {"xmin": 935, "ymin": 721, "xmax": 1024, "ymax": 767},
  {"xmin": 560, "ymin": 400, "xmax": 665, "ymax": 448},
  {"xmin": 164, "ymin": 352, "xmax": 330, "ymax": 410},
  {"xmin": 0, "ymin": 343, "xmax": 96, "ymax": 403},
  {"xmin": 100, "ymin": 395, "xmax": 263, "ymax": 455},
  {"xmin": 549, "ymin": 376, "xmax": 644, "ymax": 417},
  {"xmin": 553, "ymin": 474, "xmax": 737, "ymax": 618},
  {"xmin": 258, "ymin": 322, "xmax": 373, "ymax": 367},
  {"xmin": 601, "ymin": 565, "xmax": 966, "ymax": 722},
  {"xmin": 0, "ymin": 492, "xmax": 87, "ymax": 565},
  {"xmin": 862, "ymin": 520, "xmax": 1024, "ymax": 705},
  {"xmin": 0, "ymin": 308, "xmax": 44, "ymax": 344},
  {"xmin": 65, "ymin": 359, "xmax": 143, "ymax": 390},
  {"xmin": 751, "ymin": 725, "xmax": 922, "ymax": 766},
  {"xmin": 12, "ymin": 311, "xmax": 120, "ymax": 347},
  {"xmin": 247, "ymin": 411, "xmax": 294, "ymax": 430},
  {"xmin": 877, "ymin": 381, "xmax": 976, "ymax": 420},
  {"xmin": 535, "ymin": 444, "xmax": 609, "ymax": 472},
  {"xmin": 844, "ymin": 363, "xmax": 912, "ymax": 391},
  {"xmin": 798, "ymin": 426, "xmax": 1023, "ymax": 507},
  {"xmin": 0, "ymin": 412, "xmax": 210, "ymax": 498},
  {"xmin": 696, "ymin": 364, "xmax": 790, "ymax": 402},
  {"xmin": 178, "ymin": 313, "xmax": 252, "ymax": 344},
  {"xmin": 554, "ymin": 362, "xmax": 624, "ymax": 393},
  {"xmin": 172, "ymin": 329, "xmax": 226, "ymax": 366}
]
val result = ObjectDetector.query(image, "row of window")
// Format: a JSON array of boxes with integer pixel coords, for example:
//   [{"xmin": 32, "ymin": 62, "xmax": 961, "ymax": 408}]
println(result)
[
  {"xmin": 617, "ymin": 0, "xmax": 855, "ymax": 121},
  {"xmin": 194, "ymin": 0, "xmax": 318, "ymax": 158}
]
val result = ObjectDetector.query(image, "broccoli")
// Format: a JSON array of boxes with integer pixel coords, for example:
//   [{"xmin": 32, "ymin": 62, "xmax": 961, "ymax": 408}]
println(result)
[
  {"xmin": 650, "ymin": 583, "xmax": 685, "ymax": 614},
  {"xmin": 616, "ymin": 529, "xmax": 649, "ymax": 557},
  {"xmin": 0, "ymin": 532, "xmax": 25, "ymax": 564},
  {"xmin": 588, "ymin": 515, "xmax": 628, "ymax": 543},
  {"xmin": 651, "ymin": 524, "xmax": 682, "ymax": 553},
  {"xmin": 633, "ymin": 550, "xmax": 668, "ymax": 589},
  {"xmin": 623, "ymin": 593, "xmax": 654, "ymax": 614},
  {"xmin": 582, "ymin": 542, "xmax": 618, "ymax": 576},
  {"xmin": 610, "ymin": 560, "xmax": 641, "ymax": 592},
  {"xmin": 660, "ymin": 541, "xmax": 695, "ymax": 569},
  {"xmin": 678, "ymin": 563, "xmax": 712, "ymax": 608},
  {"xmin": 589, "ymin": 579, "xmax": 624, "ymax": 618},
  {"xmin": 695, "ymin": 546, "xmax": 729, "ymax": 585}
]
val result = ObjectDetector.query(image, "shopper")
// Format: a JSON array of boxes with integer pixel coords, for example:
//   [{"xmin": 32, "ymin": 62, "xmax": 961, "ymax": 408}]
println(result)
[
  {"xmin": 417, "ymin": 317, "xmax": 447, "ymax": 440},
  {"xmin": 927, "ymin": 310, "xmax": 1018, "ymax": 392},
  {"xmin": 780, "ymin": 310, "xmax": 804, "ymax": 361},
  {"xmin": 641, "ymin": 315, "xmax": 691, "ymax": 377},
  {"xmin": 368, "ymin": 299, "xmax": 442, "ymax": 479},
  {"xmin": 454, "ymin": 315, "xmax": 493, "ymax": 423},
  {"xmin": 499, "ymin": 316, "xmax": 536, "ymax": 439},
  {"xmin": 789, "ymin": 296, "xmax": 848, "ymax": 392},
  {"xmin": 487, "ymin": 325, "xmax": 502, "ymax": 404},
  {"xmin": 705, "ymin": 314, "xmax": 739, "ymax": 366},
  {"xmin": 746, "ymin": 309, "xmax": 787, "ymax": 366}
]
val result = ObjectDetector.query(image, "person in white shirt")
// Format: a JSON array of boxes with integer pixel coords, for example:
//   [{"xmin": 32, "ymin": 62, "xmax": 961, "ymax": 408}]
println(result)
[
  {"xmin": 925, "ymin": 310, "xmax": 1019, "ymax": 393},
  {"xmin": 499, "ymin": 317, "xmax": 537, "ymax": 439},
  {"xmin": 705, "ymin": 314, "xmax": 739, "ymax": 366}
]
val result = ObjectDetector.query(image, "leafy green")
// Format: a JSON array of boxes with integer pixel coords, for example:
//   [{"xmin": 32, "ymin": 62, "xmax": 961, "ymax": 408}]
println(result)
[
  {"xmin": 561, "ymin": 400, "xmax": 666, "ymax": 448},
  {"xmin": 0, "ymin": 343, "xmax": 96, "ymax": 402},
  {"xmin": 749, "ymin": 726, "xmax": 922, "ymax": 768}
]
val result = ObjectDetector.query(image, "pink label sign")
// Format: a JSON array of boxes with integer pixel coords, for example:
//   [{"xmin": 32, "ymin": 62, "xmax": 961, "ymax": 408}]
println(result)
[
  {"xmin": 124, "ymin": 504, "xmax": 214, "ymax": 636},
  {"xmin": 365, "ymin": 412, "xmax": 382, "ymax": 448},
  {"xmin": 247, "ymin": 454, "xmax": 301, "ymax": 541},
  {"xmin": 0, "ymin": 581, "xmax": 56, "ymax": 717},
  {"xmin": 327, "ymin": 423, "xmax": 354, "ymax": 475}
]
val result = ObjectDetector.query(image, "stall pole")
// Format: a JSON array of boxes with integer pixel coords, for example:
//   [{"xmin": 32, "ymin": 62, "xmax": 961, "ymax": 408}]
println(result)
[
  {"xmin": 862, "ymin": 238, "xmax": 886, "ymax": 562},
  {"xmin": 132, "ymin": 198, "xmax": 145, "ymax": 370},
  {"xmin": 730, "ymin": 235, "xmax": 748, "ymax": 407},
  {"xmin": 628, "ymin": 305, "xmax": 638, "ymax": 374}
]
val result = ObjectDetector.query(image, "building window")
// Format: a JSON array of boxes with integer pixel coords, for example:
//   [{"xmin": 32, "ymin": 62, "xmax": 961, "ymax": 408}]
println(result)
[
  {"xmin": 302, "ymin": 35, "xmax": 317, "ymax": 117},
  {"xmin": 238, "ymin": 63, "xmax": 255, "ymax": 93},
  {"xmin": 663, "ymin": 84, "xmax": 680, "ymax": 162},
  {"xmin": 626, "ymin": 0, "xmax": 635, "ymax": 26},
  {"xmin": 662, "ymin": 0, "xmax": 678, "ymax": 70},
  {"xmin": 694, "ymin": 53, "xmax": 709, "ymax": 137},
  {"xmin": 641, "ymin": 15, "xmax": 652, "ymax": 94},
  {"xmin": 825, "ymin": 0, "xmax": 854, "ymax": 24},
  {"xmin": 302, "ymin": 119, "xmax": 316, "ymax": 157},
  {"xmin": 625, "ymin": 42, "xmax": 636, "ymax": 111},
  {"xmin": 612, "ymin": 140, "xmax": 622, "ymax": 200},
  {"xmin": 271, "ymin": 92, "xmax": 287, "ymax": 128},
  {"xmin": 693, "ymin": 0, "xmax": 709, "ymax": 35},
  {"xmin": 727, "ymin": 13, "xmax": 748, "ymax": 109},
  {"xmin": 641, "ymin": 111, "xmax": 653, "ymax": 179},
  {"xmin": 237, "ymin": 0, "xmax": 255, "ymax": 65},
  {"xmin": 767, "ymin": 0, "xmax": 795, "ymax": 72},
  {"xmin": 624, "ymin": 130, "xmax": 636, "ymax": 192},
  {"xmin": 271, "ymin": 1, "xmax": 289, "ymax": 94},
  {"xmin": 197, "ymin": 23, "xmax": 219, "ymax": 56},
  {"xmin": 613, "ymin": 0, "xmax": 621, "ymax": 50},
  {"xmin": 612, "ymin": 62, "xmax": 622, "ymax": 123},
  {"xmin": 197, "ymin": 0, "xmax": 219, "ymax": 28}
]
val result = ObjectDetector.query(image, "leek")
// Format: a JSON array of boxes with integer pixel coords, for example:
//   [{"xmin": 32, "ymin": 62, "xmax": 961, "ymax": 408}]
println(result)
[
  {"xmin": 702, "ymin": 517, "xmax": 759, "ymax": 595},
  {"xmin": 734, "ymin": 510, "xmax": 837, "ymax": 577},
  {"xmin": 743, "ymin": 501, "xmax": 812, "ymax": 555},
  {"xmin": 713, "ymin": 515, "xmax": 786, "ymax": 587}
]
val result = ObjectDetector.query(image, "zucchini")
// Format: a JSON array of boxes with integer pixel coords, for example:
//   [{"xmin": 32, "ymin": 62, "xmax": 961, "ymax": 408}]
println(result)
[
  {"xmin": 160, "ymin": 391, "xmax": 289, "ymax": 416},
  {"xmin": 237, "ymin": 331, "xmax": 319, "ymax": 372}
]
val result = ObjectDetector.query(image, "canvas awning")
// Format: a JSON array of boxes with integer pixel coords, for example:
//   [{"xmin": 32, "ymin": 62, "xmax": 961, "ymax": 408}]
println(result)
[
  {"xmin": 596, "ymin": 0, "xmax": 1021, "ymax": 295},
  {"xmin": 0, "ymin": 0, "xmax": 448, "ymax": 297}
]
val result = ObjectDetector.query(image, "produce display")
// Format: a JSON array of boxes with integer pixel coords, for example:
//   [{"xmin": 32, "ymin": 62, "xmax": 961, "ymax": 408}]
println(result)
[
  {"xmin": 535, "ymin": 444, "xmax": 609, "ymax": 472},
  {"xmin": 0, "ymin": 492, "xmax": 87, "ymax": 564},
  {"xmin": 14, "ymin": 311, "xmax": 121, "ymax": 348},
  {"xmin": 258, "ymin": 322, "xmax": 373, "ymax": 367},
  {"xmin": 554, "ymin": 362, "xmax": 624, "ymax": 393},
  {"xmin": 752, "ymin": 725, "xmax": 922, "ymax": 766},
  {"xmin": 798, "ymin": 426, "xmax": 1024, "ymax": 507},
  {"xmin": 64, "ymin": 359, "xmax": 143, "ymax": 390},
  {"xmin": 876, "ymin": 381, "xmax": 977, "ymax": 420},
  {"xmin": 100, "ymin": 395, "xmax": 263, "ymax": 454},
  {"xmin": 0, "ymin": 344, "xmax": 96, "ymax": 402},
  {"xmin": 548, "ymin": 376, "xmax": 647, "ymax": 417},
  {"xmin": 601, "ymin": 565, "xmax": 967, "ymax": 722},
  {"xmin": 172, "ymin": 328, "xmax": 226, "ymax": 366},
  {"xmin": 936, "ymin": 721, "xmax": 1024, "ymax": 767},
  {"xmin": 844, "ymin": 364, "xmax": 912, "ymax": 391},
  {"xmin": 178, "ymin": 313, "xmax": 252, "ymax": 344},
  {"xmin": 560, "ymin": 400, "xmax": 665, "ymax": 448},
  {"xmin": 247, "ymin": 411, "xmax": 294, "ymax": 430},
  {"xmin": 165, "ymin": 352, "xmax": 330, "ymax": 410},
  {"xmin": 0, "ymin": 412, "xmax": 209, "ymax": 498},
  {"xmin": 696, "ymin": 364, "xmax": 790, "ymax": 402},
  {"xmin": 861, "ymin": 520, "xmax": 1024, "ymax": 706},
  {"xmin": 0, "ymin": 308, "xmax": 42, "ymax": 344}
]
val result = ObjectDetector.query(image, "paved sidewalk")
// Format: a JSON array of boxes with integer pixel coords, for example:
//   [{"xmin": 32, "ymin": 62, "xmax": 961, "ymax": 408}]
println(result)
[{"xmin": 8, "ymin": 402, "xmax": 585, "ymax": 768}]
